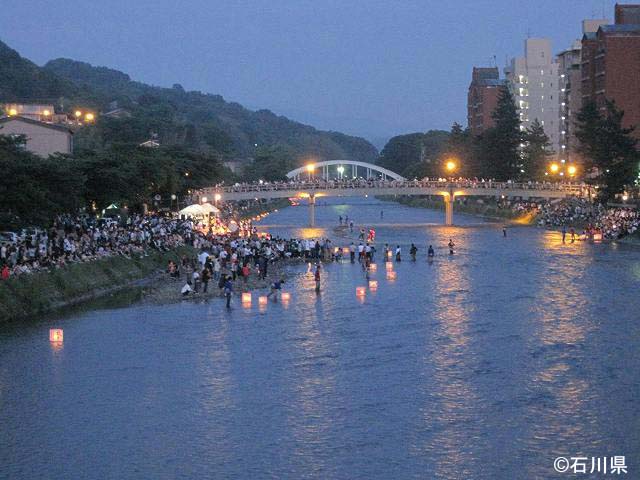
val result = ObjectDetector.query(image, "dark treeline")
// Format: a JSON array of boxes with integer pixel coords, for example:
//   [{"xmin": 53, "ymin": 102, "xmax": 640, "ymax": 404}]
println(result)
[
  {"xmin": 0, "ymin": 135, "xmax": 229, "ymax": 229},
  {"xmin": 377, "ymin": 87, "xmax": 638, "ymax": 201}
]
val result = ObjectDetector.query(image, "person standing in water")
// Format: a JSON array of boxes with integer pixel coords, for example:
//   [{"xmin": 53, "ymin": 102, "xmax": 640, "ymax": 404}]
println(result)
[
  {"xmin": 448, "ymin": 239, "xmax": 455, "ymax": 255},
  {"xmin": 503, "ymin": 225, "xmax": 507, "ymax": 237},
  {"xmin": 395, "ymin": 245, "xmax": 402, "ymax": 262},
  {"xmin": 380, "ymin": 210, "xmax": 384, "ymax": 219},
  {"xmin": 223, "ymin": 275, "xmax": 233, "ymax": 308},
  {"xmin": 314, "ymin": 264, "xmax": 321, "ymax": 292},
  {"xmin": 410, "ymin": 243, "xmax": 417, "ymax": 261},
  {"xmin": 427, "ymin": 245, "xmax": 435, "ymax": 259}
]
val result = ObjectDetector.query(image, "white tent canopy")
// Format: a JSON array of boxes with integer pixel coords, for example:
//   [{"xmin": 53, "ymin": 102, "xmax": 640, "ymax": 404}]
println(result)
[
  {"xmin": 200, "ymin": 202, "xmax": 220, "ymax": 215},
  {"xmin": 179, "ymin": 204, "xmax": 205, "ymax": 216}
]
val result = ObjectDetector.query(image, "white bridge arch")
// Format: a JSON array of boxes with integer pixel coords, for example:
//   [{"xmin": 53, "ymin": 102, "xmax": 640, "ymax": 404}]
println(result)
[{"xmin": 286, "ymin": 160, "xmax": 405, "ymax": 181}]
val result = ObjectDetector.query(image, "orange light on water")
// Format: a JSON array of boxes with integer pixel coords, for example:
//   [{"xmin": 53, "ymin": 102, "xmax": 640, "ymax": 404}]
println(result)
[
  {"xmin": 386, "ymin": 271, "xmax": 397, "ymax": 281},
  {"xmin": 369, "ymin": 280, "xmax": 378, "ymax": 290},
  {"xmin": 369, "ymin": 263, "xmax": 377, "ymax": 272},
  {"xmin": 241, "ymin": 292, "xmax": 252, "ymax": 304},
  {"xmin": 356, "ymin": 286, "xmax": 366, "ymax": 297},
  {"xmin": 385, "ymin": 262, "xmax": 393, "ymax": 271},
  {"xmin": 259, "ymin": 296, "xmax": 268, "ymax": 305},
  {"xmin": 281, "ymin": 292, "xmax": 291, "ymax": 301},
  {"xmin": 49, "ymin": 329, "xmax": 63, "ymax": 342}
]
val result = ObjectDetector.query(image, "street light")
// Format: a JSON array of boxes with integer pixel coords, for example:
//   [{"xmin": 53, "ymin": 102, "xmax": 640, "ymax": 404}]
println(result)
[
  {"xmin": 549, "ymin": 163, "xmax": 559, "ymax": 174},
  {"xmin": 201, "ymin": 196, "xmax": 208, "ymax": 204},
  {"xmin": 8, "ymin": 108, "xmax": 17, "ymax": 116},
  {"xmin": 445, "ymin": 160, "xmax": 457, "ymax": 179},
  {"xmin": 214, "ymin": 193, "xmax": 222, "ymax": 204},
  {"xmin": 306, "ymin": 163, "xmax": 315, "ymax": 180},
  {"xmin": 567, "ymin": 165, "xmax": 577, "ymax": 177},
  {"xmin": 84, "ymin": 113, "xmax": 95, "ymax": 122}
]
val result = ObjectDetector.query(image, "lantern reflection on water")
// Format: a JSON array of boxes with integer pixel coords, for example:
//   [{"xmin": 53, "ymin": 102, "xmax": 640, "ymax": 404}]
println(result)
[
  {"xmin": 386, "ymin": 271, "xmax": 397, "ymax": 280},
  {"xmin": 241, "ymin": 292, "xmax": 252, "ymax": 305},
  {"xmin": 49, "ymin": 329, "xmax": 63, "ymax": 343},
  {"xmin": 369, "ymin": 263, "xmax": 377, "ymax": 272},
  {"xmin": 281, "ymin": 292, "xmax": 291, "ymax": 301},
  {"xmin": 385, "ymin": 262, "xmax": 393, "ymax": 271},
  {"xmin": 259, "ymin": 296, "xmax": 268, "ymax": 305}
]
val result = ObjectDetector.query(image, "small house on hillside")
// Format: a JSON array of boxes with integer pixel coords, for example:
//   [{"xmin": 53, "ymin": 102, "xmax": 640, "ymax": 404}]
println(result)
[{"xmin": 0, "ymin": 116, "xmax": 73, "ymax": 156}]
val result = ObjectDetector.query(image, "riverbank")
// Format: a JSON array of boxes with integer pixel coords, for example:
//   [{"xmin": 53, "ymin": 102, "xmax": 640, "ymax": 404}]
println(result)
[
  {"xmin": 0, "ymin": 247, "xmax": 195, "ymax": 322},
  {"xmin": 381, "ymin": 195, "xmax": 536, "ymax": 224}
]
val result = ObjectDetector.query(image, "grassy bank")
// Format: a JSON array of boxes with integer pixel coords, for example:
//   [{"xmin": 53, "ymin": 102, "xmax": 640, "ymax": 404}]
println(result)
[
  {"xmin": 0, "ymin": 246, "xmax": 194, "ymax": 322},
  {"xmin": 381, "ymin": 195, "xmax": 537, "ymax": 224}
]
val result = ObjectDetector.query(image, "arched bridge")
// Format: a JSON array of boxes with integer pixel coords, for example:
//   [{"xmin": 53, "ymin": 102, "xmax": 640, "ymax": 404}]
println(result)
[
  {"xmin": 287, "ymin": 160, "xmax": 405, "ymax": 182},
  {"xmin": 195, "ymin": 178, "xmax": 589, "ymax": 227}
]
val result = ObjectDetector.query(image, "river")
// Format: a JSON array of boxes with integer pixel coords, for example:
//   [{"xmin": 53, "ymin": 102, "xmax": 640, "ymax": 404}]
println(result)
[{"xmin": 1, "ymin": 197, "xmax": 639, "ymax": 479}]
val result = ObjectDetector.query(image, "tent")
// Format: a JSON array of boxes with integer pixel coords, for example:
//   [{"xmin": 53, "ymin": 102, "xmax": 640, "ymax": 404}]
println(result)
[
  {"xmin": 179, "ymin": 204, "xmax": 205, "ymax": 216},
  {"xmin": 200, "ymin": 203, "xmax": 220, "ymax": 216}
]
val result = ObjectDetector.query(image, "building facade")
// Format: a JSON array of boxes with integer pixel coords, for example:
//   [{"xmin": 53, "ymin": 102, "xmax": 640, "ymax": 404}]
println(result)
[
  {"xmin": 505, "ymin": 38, "xmax": 561, "ymax": 154},
  {"xmin": 0, "ymin": 116, "xmax": 73, "ymax": 156},
  {"xmin": 581, "ymin": 5, "xmax": 640, "ymax": 139},
  {"xmin": 467, "ymin": 67, "xmax": 504, "ymax": 136},
  {"xmin": 557, "ymin": 20, "xmax": 608, "ymax": 164}
]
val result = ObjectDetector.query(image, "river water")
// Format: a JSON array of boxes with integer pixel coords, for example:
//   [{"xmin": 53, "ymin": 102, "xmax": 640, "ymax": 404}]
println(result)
[{"xmin": 1, "ymin": 198, "xmax": 639, "ymax": 479}]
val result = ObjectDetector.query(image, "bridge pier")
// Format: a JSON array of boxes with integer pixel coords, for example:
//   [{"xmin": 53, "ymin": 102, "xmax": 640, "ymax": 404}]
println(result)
[
  {"xmin": 444, "ymin": 196, "xmax": 453, "ymax": 226},
  {"xmin": 308, "ymin": 194, "xmax": 316, "ymax": 227}
]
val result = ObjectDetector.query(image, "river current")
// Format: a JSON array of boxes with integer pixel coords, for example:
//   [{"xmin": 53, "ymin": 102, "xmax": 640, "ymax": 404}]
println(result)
[{"xmin": 1, "ymin": 198, "xmax": 639, "ymax": 479}]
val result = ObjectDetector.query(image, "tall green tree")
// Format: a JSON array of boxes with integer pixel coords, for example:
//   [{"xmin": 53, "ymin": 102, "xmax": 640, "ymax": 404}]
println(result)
[
  {"xmin": 439, "ymin": 122, "xmax": 477, "ymax": 177},
  {"xmin": 576, "ymin": 101, "xmax": 639, "ymax": 199},
  {"xmin": 378, "ymin": 130, "xmax": 449, "ymax": 178},
  {"xmin": 479, "ymin": 87, "xmax": 521, "ymax": 180},
  {"xmin": 521, "ymin": 119, "xmax": 552, "ymax": 181}
]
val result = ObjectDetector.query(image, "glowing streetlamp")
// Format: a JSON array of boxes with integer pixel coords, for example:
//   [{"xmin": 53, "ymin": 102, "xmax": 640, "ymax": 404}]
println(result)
[
  {"xmin": 549, "ymin": 163, "xmax": 559, "ymax": 174},
  {"xmin": 306, "ymin": 163, "xmax": 315, "ymax": 180},
  {"xmin": 445, "ymin": 159, "xmax": 457, "ymax": 180},
  {"xmin": 84, "ymin": 112, "xmax": 95, "ymax": 122},
  {"xmin": 8, "ymin": 108, "xmax": 17, "ymax": 116},
  {"xmin": 43, "ymin": 109, "xmax": 51, "ymax": 117},
  {"xmin": 567, "ymin": 165, "xmax": 577, "ymax": 177},
  {"xmin": 201, "ymin": 196, "xmax": 208, "ymax": 204},
  {"xmin": 214, "ymin": 193, "xmax": 222, "ymax": 204}
]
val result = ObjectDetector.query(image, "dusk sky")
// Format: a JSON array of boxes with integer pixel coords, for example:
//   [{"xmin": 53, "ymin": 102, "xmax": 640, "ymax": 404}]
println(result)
[{"xmin": 3, "ymin": 0, "xmax": 620, "ymax": 146}]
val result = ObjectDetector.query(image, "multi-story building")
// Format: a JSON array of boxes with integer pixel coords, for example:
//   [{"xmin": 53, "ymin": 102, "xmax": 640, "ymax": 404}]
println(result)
[
  {"xmin": 505, "ymin": 38, "xmax": 561, "ymax": 154},
  {"xmin": 557, "ymin": 20, "xmax": 608, "ymax": 164},
  {"xmin": 581, "ymin": 4, "xmax": 640, "ymax": 139},
  {"xmin": 467, "ymin": 67, "xmax": 504, "ymax": 136}
]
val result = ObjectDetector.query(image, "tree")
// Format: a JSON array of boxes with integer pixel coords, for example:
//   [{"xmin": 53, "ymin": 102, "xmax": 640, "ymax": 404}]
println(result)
[
  {"xmin": 576, "ymin": 101, "xmax": 639, "ymax": 199},
  {"xmin": 243, "ymin": 145, "xmax": 296, "ymax": 181},
  {"xmin": 521, "ymin": 119, "xmax": 552, "ymax": 181},
  {"xmin": 378, "ymin": 130, "xmax": 449, "ymax": 178},
  {"xmin": 479, "ymin": 87, "xmax": 521, "ymax": 180},
  {"xmin": 439, "ymin": 122, "xmax": 477, "ymax": 177}
]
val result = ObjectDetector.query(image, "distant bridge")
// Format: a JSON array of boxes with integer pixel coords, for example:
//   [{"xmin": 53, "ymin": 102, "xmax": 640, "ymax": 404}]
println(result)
[
  {"xmin": 286, "ymin": 160, "xmax": 405, "ymax": 182},
  {"xmin": 196, "ymin": 177, "xmax": 588, "ymax": 227}
]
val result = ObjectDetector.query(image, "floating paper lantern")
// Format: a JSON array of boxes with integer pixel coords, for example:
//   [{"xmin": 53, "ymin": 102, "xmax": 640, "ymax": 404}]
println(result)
[
  {"xmin": 386, "ymin": 251, "xmax": 392, "ymax": 259},
  {"xmin": 259, "ymin": 295, "xmax": 268, "ymax": 305},
  {"xmin": 369, "ymin": 280, "xmax": 378, "ymax": 290},
  {"xmin": 386, "ymin": 271, "xmax": 397, "ymax": 280},
  {"xmin": 334, "ymin": 247, "xmax": 340, "ymax": 253},
  {"xmin": 49, "ymin": 329, "xmax": 63, "ymax": 342},
  {"xmin": 369, "ymin": 263, "xmax": 377, "ymax": 272},
  {"xmin": 241, "ymin": 292, "xmax": 252, "ymax": 304},
  {"xmin": 343, "ymin": 247, "xmax": 350, "ymax": 254},
  {"xmin": 356, "ymin": 286, "xmax": 366, "ymax": 297},
  {"xmin": 385, "ymin": 262, "xmax": 393, "ymax": 271},
  {"xmin": 281, "ymin": 292, "xmax": 291, "ymax": 301}
]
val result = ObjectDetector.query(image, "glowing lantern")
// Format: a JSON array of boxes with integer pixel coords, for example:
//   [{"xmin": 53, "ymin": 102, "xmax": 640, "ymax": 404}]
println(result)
[
  {"xmin": 369, "ymin": 263, "xmax": 377, "ymax": 272},
  {"xmin": 356, "ymin": 286, "xmax": 366, "ymax": 297},
  {"xmin": 369, "ymin": 280, "xmax": 378, "ymax": 290},
  {"xmin": 241, "ymin": 292, "xmax": 252, "ymax": 304},
  {"xmin": 334, "ymin": 247, "xmax": 340, "ymax": 253},
  {"xmin": 385, "ymin": 262, "xmax": 393, "ymax": 271},
  {"xmin": 386, "ymin": 271, "xmax": 397, "ymax": 281},
  {"xmin": 342, "ymin": 247, "xmax": 350, "ymax": 254},
  {"xmin": 259, "ymin": 296, "xmax": 268, "ymax": 305},
  {"xmin": 281, "ymin": 292, "xmax": 291, "ymax": 301},
  {"xmin": 49, "ymin": 329, "xmax": 63, "ymax": 342},
  {"xmin": 386, "ymin": 251, "xmax": 392, "ymax": 259}
]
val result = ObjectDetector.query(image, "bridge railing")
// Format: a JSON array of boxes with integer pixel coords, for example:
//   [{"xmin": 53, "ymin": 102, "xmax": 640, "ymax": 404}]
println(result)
[{"xmin": 197, "ymin": 180, "xmax": 588, "ymax": 195}]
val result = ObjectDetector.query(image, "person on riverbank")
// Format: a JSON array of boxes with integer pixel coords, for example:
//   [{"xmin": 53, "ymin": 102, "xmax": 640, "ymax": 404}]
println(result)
[
  {"xmin": 192, "ymin": 269, "xmax": 200, "ymax": 293},
  {"xmin": 448, "ymin": 239, "xmax": 455, "ymax": 255},
  {"xmin": 562, "ymin": 225, "xmax": 567, "ymax": 243},
  {"xmin": 410, "ymin": 243, "xmax": 417, "ymax": 261},
  {"xmin": 201, "ymin": 267, "xmax": 210, "ymax": 293},
  {"xmin": 223, "ymin": 275, "xmax": 233, "ymax": 308},
  {"xmin": 427, "ymin": 245, "xmax": 435, "ymax": 259},
  {"xmin": 181, "ymin": 282, "xmax": 192, "ymax": 296}
]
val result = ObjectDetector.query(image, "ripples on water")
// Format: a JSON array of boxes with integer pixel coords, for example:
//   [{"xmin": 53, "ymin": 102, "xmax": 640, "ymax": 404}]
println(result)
[{"xmin": 1, "ymin": 198, "xmax": 639, "ymax": 479}]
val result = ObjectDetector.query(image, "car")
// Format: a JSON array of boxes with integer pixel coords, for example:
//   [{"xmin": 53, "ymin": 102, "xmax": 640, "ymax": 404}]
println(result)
[{"xmin": 0, "ymin": 231, "xmax": 19, "ymax": 244}]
